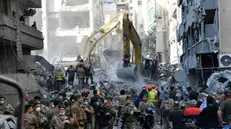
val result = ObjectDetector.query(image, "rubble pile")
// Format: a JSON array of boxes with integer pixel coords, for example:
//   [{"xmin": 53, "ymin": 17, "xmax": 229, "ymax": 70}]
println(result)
[{"xmin": 207, "ymin": 70, "xmax": 231, "ymax": 93}]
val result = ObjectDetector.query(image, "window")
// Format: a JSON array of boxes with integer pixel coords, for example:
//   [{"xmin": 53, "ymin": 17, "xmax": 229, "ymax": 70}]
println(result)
[
  {"xmin": 140, "ymin": 24, "xmax": 143, "ymax": 29},
  {"xmin": 130, "ymin": 0, "xmax": 132, "ymax": 3},
  {"xmin": 148, "ymin": 8, "xmax": 155, "ymax": 22},
  {"xmin": 130, "ymin": 13, "xmax": 133, "ymax": 16},
  {"xmin": 0, "ymin": 0, "xmax": 8, "ymax": 15},
  {"xmin": 130, "ymin": 7, "xmax": 133, "ymax": 10},
  {"xmin": 138, "ymin": 1, "xmax": 142, "ymax": 5}
]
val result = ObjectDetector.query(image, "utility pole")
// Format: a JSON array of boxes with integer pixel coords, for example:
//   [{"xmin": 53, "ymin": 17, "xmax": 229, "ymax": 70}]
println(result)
[{"xmin": 16, "ymin": 0, "xmax": 23, "ymax": 61}]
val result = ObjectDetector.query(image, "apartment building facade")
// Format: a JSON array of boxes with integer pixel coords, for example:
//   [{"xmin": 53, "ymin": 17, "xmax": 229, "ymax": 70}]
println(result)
[
  {"xmin": 178, "ymin": 0, "xmax": 231, "ymax": 87},
  {"xmin": 32, "ymin": 0, "xmax": 105, "ymax": 63},
  {"xmin": 0, "ymin": 0, "xmax": 43, "ymax": 73}
]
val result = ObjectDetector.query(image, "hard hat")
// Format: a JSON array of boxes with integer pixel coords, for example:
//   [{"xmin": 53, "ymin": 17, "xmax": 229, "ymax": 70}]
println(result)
[
  {"xmin": 82, "ymin": 89, "xmax": 89, "ymax": 95},
  {"xmin": 142, "ymin": 85, "xmax": 146, "ymax": 89}
]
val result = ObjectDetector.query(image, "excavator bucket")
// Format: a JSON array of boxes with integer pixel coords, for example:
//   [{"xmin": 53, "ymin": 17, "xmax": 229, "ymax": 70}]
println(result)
[{"xmin": 116, "ymin": 63, "xmax": 138, "ymax": 80}]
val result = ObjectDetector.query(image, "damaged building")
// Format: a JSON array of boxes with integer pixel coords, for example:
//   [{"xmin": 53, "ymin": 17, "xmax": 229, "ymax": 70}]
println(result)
[
  {"xmin": 33, "ymin": 0, "xmax": 105, "ymax": 62},
  {"xmin": 177, "ymin": 0, "xmax": 231, "ymax": 89}
]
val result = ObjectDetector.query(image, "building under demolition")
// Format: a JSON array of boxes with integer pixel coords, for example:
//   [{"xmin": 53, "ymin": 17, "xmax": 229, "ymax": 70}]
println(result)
[
  {"xmin": 177, "ymin": 0, "xmax": 231, "ymax": 89},
  {"xmin": 33, "ymin": 0, "xmax": 105, "ymax": 63}
]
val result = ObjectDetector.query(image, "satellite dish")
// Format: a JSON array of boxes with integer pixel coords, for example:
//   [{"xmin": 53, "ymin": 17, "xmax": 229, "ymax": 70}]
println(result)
[{"xmin": 173, "ymin": 69, "xmax": 186, "ymax": 82}]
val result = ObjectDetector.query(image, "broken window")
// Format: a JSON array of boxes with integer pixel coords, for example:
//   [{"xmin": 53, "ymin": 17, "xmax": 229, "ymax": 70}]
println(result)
[
  {"xmin": 204, "ymin": 10, "xmax": 215, "ymax": 24},
  {"xmin": 138, "ymin": 1, "xmax": 142, "ymax": 5}
]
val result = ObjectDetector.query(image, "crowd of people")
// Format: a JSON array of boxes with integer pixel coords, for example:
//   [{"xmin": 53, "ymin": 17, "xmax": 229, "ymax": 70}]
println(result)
[{"xmin": 1, "ymin": 82, "xmax": 231, "ymax": 129}]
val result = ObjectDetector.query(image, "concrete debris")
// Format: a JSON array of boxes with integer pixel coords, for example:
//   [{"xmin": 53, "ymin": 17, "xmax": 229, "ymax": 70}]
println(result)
[{"xmin": 207, "ymin": 70, "xmax": 231, "ymax": 93}]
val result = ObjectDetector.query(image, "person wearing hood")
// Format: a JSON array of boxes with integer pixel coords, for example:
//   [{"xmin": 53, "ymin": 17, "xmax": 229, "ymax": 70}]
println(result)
[
  {"xmin": 24, "ymin": 104, "xmax": 40, "ymax": 129},
  {"xmin": 0, "ymin": 95, "xmax": 14, "ymax": 115},
  {"xmin": 139, "ymin": 85, "xmax": 148, "ymax": 100}
]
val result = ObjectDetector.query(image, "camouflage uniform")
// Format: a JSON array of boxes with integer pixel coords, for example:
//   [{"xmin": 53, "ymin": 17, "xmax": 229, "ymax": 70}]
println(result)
[
  {"xmin": 50, "ymin": 115, "xmax": 69, "ymax": 129},
  {"xmin": 70, "ymin": 102, "xmax": 87, "ymax": 129},
  {"xmin": 84, "ymin": 104, "xmax": 95, "ymax": 129},
  {"xmin": 139, "ymin": 101, "xmax": 155, "ymax": 114},
  {"xmin": 24, "ymin": 112, "xmax": 40, "ymax": 129},
  {"xmin": 34, "ymin": 111, "xmax": 49, "ymax": 129},
  {"xmin": 122, "ymin": 105, "xmax": 139, "ymax": 129},
  {"xmin": 0, "ymin": 103, "xmax": 14, "ymax": 115}
]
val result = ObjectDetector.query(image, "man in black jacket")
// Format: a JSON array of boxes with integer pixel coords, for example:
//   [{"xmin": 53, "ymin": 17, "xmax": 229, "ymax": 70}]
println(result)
[
  {"xmin": 196, "ymin": 96, "xmax": 219, "ymax": 129},
  {"xmin": 169, "ymin": 101, "xmax": 185, "ymax": 129}
]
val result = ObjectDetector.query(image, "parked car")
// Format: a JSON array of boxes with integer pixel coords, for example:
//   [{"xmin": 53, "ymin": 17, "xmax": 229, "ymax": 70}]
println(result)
[{"xmin": 0, "ymin": 114, "xmax": 17, "ymax": 129}]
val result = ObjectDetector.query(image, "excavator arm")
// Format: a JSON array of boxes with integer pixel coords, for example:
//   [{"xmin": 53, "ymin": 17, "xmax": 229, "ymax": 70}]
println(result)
[{"xmin": 83, "ymin": 12, "xmax": 142, "ymax": 80}]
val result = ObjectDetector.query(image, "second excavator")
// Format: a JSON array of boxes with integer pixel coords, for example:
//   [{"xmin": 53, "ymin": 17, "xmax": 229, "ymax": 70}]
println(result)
[{"xmin": 83, "ymin": 12, "xmax": 158, "ymax": 82}]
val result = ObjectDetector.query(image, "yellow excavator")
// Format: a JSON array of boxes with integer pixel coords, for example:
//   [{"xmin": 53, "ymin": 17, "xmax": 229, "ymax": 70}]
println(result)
[{"xmin": 84, "ymin": 12, "xmax": 158, "ymax": 82}]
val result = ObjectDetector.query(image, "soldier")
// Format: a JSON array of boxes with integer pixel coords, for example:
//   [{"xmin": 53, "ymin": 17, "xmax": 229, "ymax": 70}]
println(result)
[
  {"xmin": 65, "ymin": 65, "xmax": 76, "ymax": 85},
  {"xmin": 139, "ymin": 93, "xmax": 155, "ymax": 114},
  {"xmin": 0, "ymin": 95, "xmax": 14, "ymax": 115},
  {"xmin": 50, "ymin": 105, "xmax": 70, "ymax": 129},
  {"xmin": 82, "ymin": 98, "xmax": 94, "ymax": 129},
  {"xmin": 70, "ymin": 94, "xmax": 87, "ymax": 129},
  {"xmin": 24, "ymin": 104, "xmax": 39, "ymax": 129},
  {"xmin": 32, "ymin": 102, "xmax": 49, "ymax": 129},
  {"xmin": 122, "ymin": 98, "xmax": 139, "ymax": 129}
]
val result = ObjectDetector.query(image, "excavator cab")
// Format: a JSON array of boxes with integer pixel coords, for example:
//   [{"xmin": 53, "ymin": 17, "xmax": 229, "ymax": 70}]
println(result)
[{"xmin": 140, "ymin": 58, "xmax": 158, "ymax": 81}]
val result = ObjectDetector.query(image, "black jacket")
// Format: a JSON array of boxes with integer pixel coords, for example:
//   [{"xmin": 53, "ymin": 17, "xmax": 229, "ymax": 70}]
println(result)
[
  {"xmin": 169, "ymin": 107, "xmax": 185, "ymax": 129},
  {"xmin": 196, "ymin": 105, "xmax": 219, "ymax": 128}
]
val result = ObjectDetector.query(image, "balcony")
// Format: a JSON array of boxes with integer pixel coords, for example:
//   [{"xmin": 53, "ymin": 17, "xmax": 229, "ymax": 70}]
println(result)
[
  {"xmin": 19, "ymin": 0, "xmax": 42, "ymax": 8},
  {"xmin": 201, "ymin": 0, "xmax": 217, "ymax": 10},
  {"xmin": 0, "ymin": 13, "xmax": 43, "ymax": 50}
]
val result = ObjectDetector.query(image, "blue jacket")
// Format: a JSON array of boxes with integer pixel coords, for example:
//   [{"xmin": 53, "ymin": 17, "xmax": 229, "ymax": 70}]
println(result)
[
  {"xmin": 139, "ymin": 90, "xmax": 148, "ymax": 100},
  {"xmin": 131, "ymin": 94, "xmax": 140, "ymax": 107}
]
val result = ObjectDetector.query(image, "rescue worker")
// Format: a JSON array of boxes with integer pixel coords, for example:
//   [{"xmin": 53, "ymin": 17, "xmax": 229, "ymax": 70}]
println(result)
[
  {"xmin": 139, "ymin": 85, "xmax": 148, "ymax": 100},
  {"xmin": 82, "ymin": 98, "xmax": 94, "ymax": 129},
  {"xmin": 24, "ymin": 104, "xmax": 40, "ymax": 129},
  {"xmin": 32, "ymin": 102, "xmax": 49, "ymax": 129},
  {"xmin": 65, "ymin": 65, "xmax": 76, "ymax": 85},
  {"xmin": 70, "ymin": 94, "xmax": 87, "ymax": 129},
  {"xmin": 50, "ymin": 105, "xmax": 70, "ymax": 129},
  {"xmin": 76, "ymin": 61, "xmax": 85, "ymax": 88},
  {"xmin": 139, "ymin": 93, "xmax": 155, "ymax": 114},
  {"xmin": 47, "ymin": 75, "xmax": 54, "ymax": 91},
  {"xmin": 121, "ymin": 98, "xmax": 139, "ymax": 129},
  {"xmin": 218, "ymin": 90, "xmax": 231, "ymax": 126},
  {"xmin": 148, "ymin": 86, "xmax": 156, "ymax": 103},
  {"xmin": 0, "ymin": 95, "xmax": 14, "ymax": 115},
  {"xmin": 85, "ymin": 63, "xmax": 94, "ymax": 84},
  {"xmin": 55, "ymin": 69, "xmax": 65, "ymax": 91}
]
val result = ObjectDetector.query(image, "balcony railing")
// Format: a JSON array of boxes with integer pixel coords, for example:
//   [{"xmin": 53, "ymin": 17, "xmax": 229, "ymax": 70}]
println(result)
[
  {"xmin": 19, "ymin": 0, "xmax": 42, "ymax": 8},
  {"xmin": 0, "ymin": 13, "xmax": 43, "ymax": 50}
]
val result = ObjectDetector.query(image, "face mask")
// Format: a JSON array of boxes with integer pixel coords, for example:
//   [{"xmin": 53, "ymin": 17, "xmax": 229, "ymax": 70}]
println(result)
[
  {"xmin": 51, "ymin": 105, "xmax": 54, "ymax": 108},
  {"xmin": 128, "ymin": 104, "xmax": 133, "ymax": 107},
  {"xmin": 59, "ymin": 112, "xmax": 66, "ymax": 116},
  {"xmin": 199, "ymin": 99, "xmax": 204, "ymax": 102},
  {"xmin": 0, "ymin": 100, "xmax": 4, "ymax": 105},
  {"xmin": 83, "ymin": 101, "xmax": 88, "ymax": 105},
  {"xmin": 36, "ymin": 107, "xmax": 41, "ymax": 112},
  {"xmin": 216, "ymin": 100, "xmax": 220, "ymax": 103}
]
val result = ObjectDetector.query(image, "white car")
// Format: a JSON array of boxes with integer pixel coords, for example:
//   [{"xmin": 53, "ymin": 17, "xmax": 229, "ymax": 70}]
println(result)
[{"xmin": 0, "ymin": 115, "xmax": 17, "ymax": 129}]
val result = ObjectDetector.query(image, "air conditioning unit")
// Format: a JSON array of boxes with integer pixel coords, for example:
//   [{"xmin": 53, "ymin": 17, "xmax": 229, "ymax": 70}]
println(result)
[{"xmin": 219, "ymin": 54, "xmax": 231, "ymax": 68}]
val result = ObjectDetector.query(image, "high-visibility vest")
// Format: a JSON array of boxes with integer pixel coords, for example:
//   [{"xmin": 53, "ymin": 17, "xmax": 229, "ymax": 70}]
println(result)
[{"xmin": 148, "ymin": 91, "xmax": 156, "ymax": 102}]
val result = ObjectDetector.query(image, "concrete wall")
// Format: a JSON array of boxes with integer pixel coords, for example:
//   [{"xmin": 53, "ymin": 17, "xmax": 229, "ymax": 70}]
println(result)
[{"xmin": 219, "ymin": 0, "xmax": 231, "ymax": 54}]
